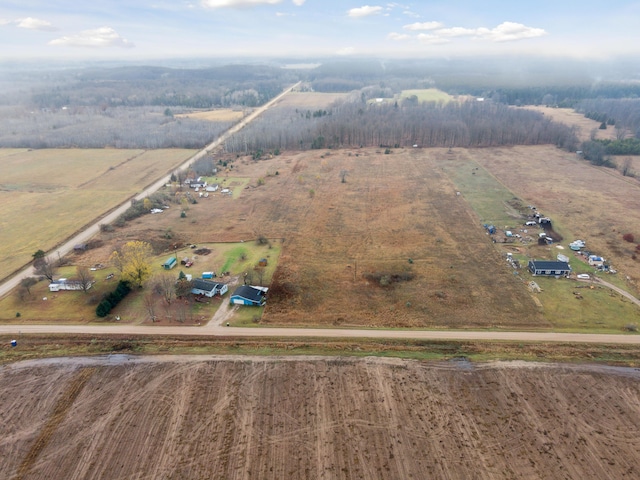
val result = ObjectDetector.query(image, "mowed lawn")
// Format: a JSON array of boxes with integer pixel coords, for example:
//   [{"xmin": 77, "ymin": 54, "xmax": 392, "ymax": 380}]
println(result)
[{"xmin": 0, "ymin": 148, "xmax": 196, "ymax": 280}]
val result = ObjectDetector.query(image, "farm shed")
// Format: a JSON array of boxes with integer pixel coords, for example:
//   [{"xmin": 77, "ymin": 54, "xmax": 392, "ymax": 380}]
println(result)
[
  {"xmin": 191, "ymin": 279, "xmax": 228, "ymax": 297},
  {"xmin": 162, "ymin": 257, "xmax": 177, "ymax": 270},
  {"xmin": 230, "ymin": 285, "xmax": 267, "ymax": 306},
  {"xmin": 528, "ymin": 260, "xmax": 571, "ymax": 277}
]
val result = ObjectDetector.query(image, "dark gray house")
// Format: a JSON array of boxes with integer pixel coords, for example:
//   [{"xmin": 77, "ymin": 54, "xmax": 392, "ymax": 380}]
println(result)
[
  {"xmin": 191, "ymin": 279, "xmax": 228, "ymax": 297},
  {"xmin": 528, "ymin": 260, "xmax": 571, "ymax": 276}
]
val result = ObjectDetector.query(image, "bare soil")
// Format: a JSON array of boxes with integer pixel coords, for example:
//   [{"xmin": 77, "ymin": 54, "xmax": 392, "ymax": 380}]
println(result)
[{"xmin": 2, "ymin": 356, "xmax": 639, "ymax": 479}]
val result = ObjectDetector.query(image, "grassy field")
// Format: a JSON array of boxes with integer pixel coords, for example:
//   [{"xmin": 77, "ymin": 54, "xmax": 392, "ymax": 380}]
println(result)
[
  {"xmin": 3, "ymin": 140, "xmax": 640, "ymax": 331},
  {"xmin": 399, "ymin": 88, "xmax": 453, "ymax": 103},
  {"xmin": 0, "ymin": 148, "xmax": 196, "ymax": 280}
]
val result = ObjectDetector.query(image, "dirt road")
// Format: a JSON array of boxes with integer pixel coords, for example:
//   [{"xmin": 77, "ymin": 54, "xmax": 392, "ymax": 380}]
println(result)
[
  {"xmin": 0, "ymin": 323, "xmax": 639, "ymax": 344},
  {"xmin": 0, "ymin": 82, "xmax": 300, "ymax": 301}
]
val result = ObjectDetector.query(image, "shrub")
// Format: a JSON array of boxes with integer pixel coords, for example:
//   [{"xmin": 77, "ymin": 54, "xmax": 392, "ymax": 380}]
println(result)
[{"xmin": 623, "ymin": 233, "xmax": 635, "ymax": 243}]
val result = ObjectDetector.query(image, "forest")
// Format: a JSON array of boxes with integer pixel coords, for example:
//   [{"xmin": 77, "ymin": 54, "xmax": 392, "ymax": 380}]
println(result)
[
  {"xmin": 2, "ymin": 58, "xmax": 640, "ymax": 150},
  {"xmin": 223, "ymin": 98, "xmax": 579, "ymax": 153}
]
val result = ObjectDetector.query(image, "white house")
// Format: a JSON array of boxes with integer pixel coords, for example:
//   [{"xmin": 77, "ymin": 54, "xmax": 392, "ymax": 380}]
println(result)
[{"xmin": 49, "ymin": 278, "xmax": 93, "ymax": 292}]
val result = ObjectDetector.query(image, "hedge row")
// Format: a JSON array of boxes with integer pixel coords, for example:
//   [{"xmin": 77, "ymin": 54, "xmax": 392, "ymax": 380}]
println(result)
[{"xmin": 96, "ymin": 280, "xmax": 131, "ymax": 317}]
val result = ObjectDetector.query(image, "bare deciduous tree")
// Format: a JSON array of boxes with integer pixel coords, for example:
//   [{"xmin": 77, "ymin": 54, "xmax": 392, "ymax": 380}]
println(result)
[
  {"xmin": 34, "ymin": 256, "xmax": 57, "ymax": 282},
  {"xmin": 143, "ymin": 292, "xmax": 157, "ymax": 322},
  {"xmin": 75, "ymin": 266, "xmax": 95, "ymax": 293}
]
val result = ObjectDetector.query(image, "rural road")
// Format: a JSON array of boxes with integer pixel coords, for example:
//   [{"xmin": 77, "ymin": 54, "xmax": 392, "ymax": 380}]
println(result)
[
  {"xmin": 0, "ymin": 323, "xmax": 639, "ymax": 344},
  {"xmin": 0, "ymin": 82, "xmax": 301, "ymax": 300}
]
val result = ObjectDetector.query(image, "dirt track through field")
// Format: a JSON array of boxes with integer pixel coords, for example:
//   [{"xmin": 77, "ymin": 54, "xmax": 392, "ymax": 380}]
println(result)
[{"xmin": 2, "ymin": 356, "xmax": 640, "ymax": 479}]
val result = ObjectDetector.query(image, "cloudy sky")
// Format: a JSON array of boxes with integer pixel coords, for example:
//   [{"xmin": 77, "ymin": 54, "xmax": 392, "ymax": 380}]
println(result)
[{"xmin": 1, "ymin": 0, "xmax": 639, "ymax": 60}]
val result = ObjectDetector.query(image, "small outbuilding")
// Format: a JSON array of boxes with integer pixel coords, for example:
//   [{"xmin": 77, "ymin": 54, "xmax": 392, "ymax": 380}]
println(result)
[
  {"xmin": 191, "ymin": 279, "xmax": 228, "ymax": 297},
  {"xmin": 162, "ymin": 257, "xmax": 177, "ymax": 270},
  {"xmin": 588, "ymin": 255, "xmax": 605, "ymax": 267},
  {"xmin": 230, "ymin": 285, "xmax": 267, "ymax": 306},
  {"xmin": 528, "ymin": 260, "xmax": 571, "ymax": 277}
]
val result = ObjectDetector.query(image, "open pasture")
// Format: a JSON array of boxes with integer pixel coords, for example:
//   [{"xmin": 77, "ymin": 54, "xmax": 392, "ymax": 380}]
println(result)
[
  {"xmin": 61, "ymin": 145, "xmax": 640, "ymax": 330},
  {"xmin": 2, "ymin": 356, "xmax": 640, "ymax": 480},
  {"xmin": 109, "ymin": 148, "xmax": 542, "ymax": 328},
  {"xmin": 10, "ymin": 144, "xmax": 639, "ymax": 330},
  {"xmin": 0, "ymin": 148, "xmax": 195, "ymax": 280}
]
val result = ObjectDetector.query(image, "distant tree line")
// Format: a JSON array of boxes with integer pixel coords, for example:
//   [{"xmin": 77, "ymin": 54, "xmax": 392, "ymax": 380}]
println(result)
[
  {"xmin": 18, "ymin": 65, "xmax": 296, "ymax": 110},
  {"xmin": 0, "ymin": 106, "xmax": 230, "ymax": 148},
  {"xmin": 224, "ymin": 98, "xmax": 578, "ymax": 153}
]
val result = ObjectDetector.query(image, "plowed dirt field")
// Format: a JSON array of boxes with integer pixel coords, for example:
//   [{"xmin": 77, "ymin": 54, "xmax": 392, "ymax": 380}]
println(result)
[{"xmin": 2, "ymin": 356, "xmax": 639, "ymax": 479}]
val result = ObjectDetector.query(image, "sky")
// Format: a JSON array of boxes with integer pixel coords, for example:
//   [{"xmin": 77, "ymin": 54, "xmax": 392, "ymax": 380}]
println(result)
[{"xmin": 1, "ymin": 1, "xmax": 640, "ymax": 61}]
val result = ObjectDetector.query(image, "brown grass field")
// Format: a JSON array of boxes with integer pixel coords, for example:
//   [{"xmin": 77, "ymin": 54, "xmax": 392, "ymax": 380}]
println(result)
[
  {"xmin": 524, "ymin": 106, "xmax": 618, "ymax": 142},
  {"xmin": 2, "ymin": 355, "xmax": 640, "ymax": 479},
  {"xmin": 8, "ymin": 143, "xmax": 638, "ymax": 330},
  {"xmin": 0, "ymin": 148, "xmax": 196, "ymax": 280}
]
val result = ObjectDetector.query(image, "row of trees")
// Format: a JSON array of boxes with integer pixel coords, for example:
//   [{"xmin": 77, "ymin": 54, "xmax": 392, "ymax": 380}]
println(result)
[{"xmin": 224, "ymin": 98, "xmax": 579, "ymax": 153}]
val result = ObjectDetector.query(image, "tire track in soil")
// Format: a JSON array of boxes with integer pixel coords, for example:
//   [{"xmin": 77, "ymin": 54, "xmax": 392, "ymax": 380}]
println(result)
[{"xmin": 13, "ymin": 367, "xmax": 96, "ymax": 480}]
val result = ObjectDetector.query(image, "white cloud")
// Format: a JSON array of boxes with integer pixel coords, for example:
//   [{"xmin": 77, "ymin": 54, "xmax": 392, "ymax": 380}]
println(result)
[
  {"xmin": 403, "ymin": 10, "xmax": 420, "ymax": 18},
  {"xmin": 434, "ymin": 26, "xmax": 478, "ymax": 38},
  {"xmin": 403, "ymin": 21, "xmax": 442, "ymax": 31},
  {"xmin": 17, "ymin": 17, "xmax": 57, "ymax": 31},
  {"xmin": 482, "ymin": 22, "xmax": 547, "ymax": 42},
  {"xmin": 201, "ymin": 0, "xmax": 281, "ymax": 7},
  {"xmin": 49, "ymin": 27, "xmax": 134, "ymax": 48},
  {"xmin": 292, "ymin": 0, "xmax": 305, "ymax": 5},
  {"xmin": 431, "ymin": 22, "xmax": 546, "ymax": 42},
  {"xmin": 336, "ymin": 46, "xmax": 356, "ymax": 55},
  {"xmin": 0, "ymin": 18, "xmax": 10, "ymax": 26},
  {"xmin": 348, "ymin": 5, "xmax": 383, "ymax": 17},
  {"xmin": 387, "ymin": 32, "xmax": 409, "ymax": 41},
  {"xmin": 417, "ymin": 33, "xmax": 449, "ymax": 45}
]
